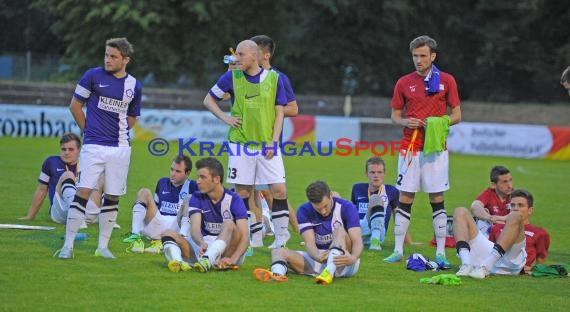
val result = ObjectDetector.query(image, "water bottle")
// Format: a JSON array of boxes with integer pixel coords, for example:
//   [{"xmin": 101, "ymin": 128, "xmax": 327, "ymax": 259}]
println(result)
[
  {"xmin": 223, "ymin": 55, "xmax": 237, "ymax": 65},
  {"xmin": 75, "ymin": 232, "xmax": 89, "ymax": 241}
]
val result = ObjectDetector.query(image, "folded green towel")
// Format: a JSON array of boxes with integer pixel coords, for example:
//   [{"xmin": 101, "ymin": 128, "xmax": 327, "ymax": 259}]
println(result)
[
  {"xmin": 531, "ymin": 264, "xmax": 568, "ymax": 278},
  {"xmin": 424, "ymin": 115, "xmax": 451, "ymax": 155}
]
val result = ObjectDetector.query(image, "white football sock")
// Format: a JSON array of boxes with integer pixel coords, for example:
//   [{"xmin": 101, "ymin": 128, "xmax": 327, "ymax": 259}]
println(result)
[
  {"xmin": 394, "ymin": 211, "xmax": 410, "ymax": 254},
  {"xmin": 203, "ymin": 239, "xmax": 227, "ymax": 263},
  {"xmin": 326, "ymin": 248, "xmax": 343, "ymax": 276},
  {"xmin": 98, "ymin": 208, "xmax": 118, "ymax": 249},
  {"xmin": 163, "ymin": 241, "xmax": 182, "ymax": 262},
  {"xmin": 131, "ymin": 203, "xmax": 146, "ymax": 234},
  {"xmin": 433, "ymin": 210, "xmax": 448, "ymax": 255}
]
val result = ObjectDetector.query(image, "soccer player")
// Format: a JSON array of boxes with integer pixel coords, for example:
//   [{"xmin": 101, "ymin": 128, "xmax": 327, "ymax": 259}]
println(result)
[
  {"xmin": 56, "ymin": 37, "xmax": 142, "ymax": 260},
  {"xmin": 248, "ymin": 34, "xmax": 299, "ymax": 249},
  {"xmin": 122, "ymin": 155, "xmax": 197, "ymax": 253},
  {"xmin": 453, "ymin": 189, "xmax": 550, "ymax": 278},
  {"xmin": 385, "ymin": 35, "xmax": 461, "ymax": 267},
  {"xmin": 203, "ymin": 39, "xmax": 291, "ymax": 249},
  {"xmin": 253, "ymin": 181, "xmax": 363, "ymax": 285},
  {"xmin": 160, "ymin": 157, "xmax": 249, "ymax": 273},
  {"xmin": 350, "ymin": 156, "xmax": 398, "ymax": 251},
  {"xmin": 471, "ymin": 166, "xmax": 513, "ymax": 237},
  {"xmin": 20, "ymin": 133, "xmax": 100, "ymax": 225}
]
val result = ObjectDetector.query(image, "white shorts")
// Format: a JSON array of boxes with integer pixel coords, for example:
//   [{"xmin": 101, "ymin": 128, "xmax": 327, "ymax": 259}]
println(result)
[
  {"xmin": 77, "ymin": 144, "xmax": 131, "ymax": 196},
  {"xmin": 142, "ymin": 214, "xmax": 180, "ymax": 240},
  {"xmin": 476, "ymin": 219, "xmax": 492, "ymax": 239},
  {"xmin": 468, "ymin": 231, "xmax": 526, "ymax": 275},
  {"xmin": 227, "ymin": 143, "xmax": 285, "ymax": 185},
  {"xmin": 50, "ymin": 192, "xmax": 98, "ymax": 224},
  {"xmin": 297, "ymin": 250, "xmax": 360, "ymax": 277},
  {"xmin": 186, "ymin": 235, "xmax": 246, "ymax": 266},
  {"xmin": 396, "ymin": 150, "xmax": 449, "ymax": 193}
]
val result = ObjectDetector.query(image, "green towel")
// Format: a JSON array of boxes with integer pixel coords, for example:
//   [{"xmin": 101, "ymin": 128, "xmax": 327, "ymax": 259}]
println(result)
[
  {"xmin": 423, "ymin": 115, "xmax": 451, "ymax": 156},
  {"xmin": 530, "ymin": 264, "xmax": 568, "ymax": 278},
  {"xmin": 420, "ymin": 274, "xmax": 462, "ymax": 286}
]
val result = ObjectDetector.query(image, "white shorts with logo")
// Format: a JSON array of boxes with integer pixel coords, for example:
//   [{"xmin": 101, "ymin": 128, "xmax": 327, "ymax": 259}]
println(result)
[
  {"xmin": 468, "ymin": 231, "xmax": 526, "ymax": 275},
  {"xmin": 297, "ymin": 250, "xmax": 360, "ymax": 277},
  {"xmin": 142, "ymin": 214, "xmax": 180, "ymax": 240},
  {"xmin": 77, "ymin": 144, "xmax": 131, "ymax": 196},
  {"xmin": 227, "ymin": 142, "xmax": 285, "ymax": 185},
  {"xmin": 396, "ymin": 150, "xmax": 449, "ymax": 193},
  {"xmin": 50, "ymin": 192, "xmax": 98, "ymax": 224},
  {"xmin": 186, "ymin": 235, "xmax": 245, "ymax": 266}
]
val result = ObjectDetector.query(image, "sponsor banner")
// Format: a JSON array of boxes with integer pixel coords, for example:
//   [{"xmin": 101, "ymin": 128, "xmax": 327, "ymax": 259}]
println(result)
[
  {"xmin": 135, "ymin": 109, "xmax": 360, "ymax": 145},
  {"xmin": 546, "ymin": 126, "xmax": 570, "ymax": 160},
  {"xmin": 0, "ymin": 104, "xmax": 360, "ymax": 146},
  {"xmin": 447, "ymin": 122, "xmax": 570, "ymax": 159},
  {"xmin": 134, "ymin": 108, "xmax": 227, "ymax": 141},
  {"xmin": 315, "ymin": 116, "xmax": 360, "ymax": 145},
  {"xmin": 0, "ymin": 104, "xmax": 82, "ymax": 137}
]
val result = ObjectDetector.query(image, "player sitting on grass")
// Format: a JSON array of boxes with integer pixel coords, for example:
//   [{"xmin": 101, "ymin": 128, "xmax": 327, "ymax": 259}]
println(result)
[
  {"xmin": 123, "ymin": 155, "xmax": 197, "ymax": 253},
  {"xmin": 20, "ymin": 132, "xmax": 109, "ymax": 228},
  {"xmin": 160, "ymin": 157, "xmax": 249, "ymax": 273},
  {"xmin": 453, "ymin": 189, "xmax": 550, "ymax": 279},
  {"xmin": 350, "ymin": 156, "xmax": 399, "ymax": 251},
  {"xmin": 471, "ymin": 166, "xmax": 513, "ymax": 238},
  {"xmin": 253, "ymin": 181, "xmax": 362, "ymax": 285}
]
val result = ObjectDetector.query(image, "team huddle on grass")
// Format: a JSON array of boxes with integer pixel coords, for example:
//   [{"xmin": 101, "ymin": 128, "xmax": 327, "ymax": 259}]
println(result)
[{"xmin": 21, "ymin": 34, "xmax": 553, "ymax": 284}]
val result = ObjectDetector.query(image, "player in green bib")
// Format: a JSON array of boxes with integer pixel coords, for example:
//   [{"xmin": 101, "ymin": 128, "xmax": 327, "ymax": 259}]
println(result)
[{"xmin": 204, "ymin": 39, "xmax": 291, "ymax": 249}]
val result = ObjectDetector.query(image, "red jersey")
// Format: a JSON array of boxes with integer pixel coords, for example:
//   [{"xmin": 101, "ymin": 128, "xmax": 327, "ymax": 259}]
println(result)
[
  {"xmin": 391, "ymin": 70, "xmax": 460, "ymax": 150},
  {"xmin": 489, "ymin": 223, "xmax": 550, "ymax": 268},
  {"xmin": 476, "ymin": 188, "xmax": 510, "ymax": 216}
]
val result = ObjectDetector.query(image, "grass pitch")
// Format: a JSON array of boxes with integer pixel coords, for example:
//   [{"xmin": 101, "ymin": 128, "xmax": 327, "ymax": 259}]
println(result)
[{"xmin": 0, "ymin": 137, "xmax": 568, "ymax": 311}]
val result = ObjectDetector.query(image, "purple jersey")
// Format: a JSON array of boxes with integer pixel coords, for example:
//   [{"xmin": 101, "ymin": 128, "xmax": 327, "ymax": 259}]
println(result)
[
  {"xmin": 153, "ymin": 178, "xmax": 198, "ymax": 217},
  {"xmin": 271, "ymin": 67, "xmax": 296, "ymax": 103},
  {"xmin": 350, "ymin": 183, "xmax": 399, "ymax": 229},
  {"xmin": 297, "ymin": 197, "xmax": 360, "ymax": 250},
  {"xmin": 208, "ymin": 68, "xmax": 287, "ymax": 106},
  {"xmin": 38, "ymin": 156, "xmax": 78, "ymax": 205},
  {"xmin": 73, "ymin": 67, "xmax": 142, "ymax": 147},
  {"xmin": 188, "ymin": 188, "xmax": 247, "ymax": 237}
]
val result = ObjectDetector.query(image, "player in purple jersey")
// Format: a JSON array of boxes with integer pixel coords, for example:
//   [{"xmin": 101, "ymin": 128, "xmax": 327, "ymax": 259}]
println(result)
[
  {"xmin": 253, "ymin": 181, "xmax": 363, "ymax": 285},
  {"xmin": 350, "ymin": 156, "xmax": 400, "ymax": 251},
  {"xmin": 243, "ymin": 35, "xmax": 299, "ymax": 249},
  {"xmin": 57, "ymin": 38, "xmax": 142, "ymax": 260},
  {"xmin": 122, "ymin": 155, "xmax": 197, "ymax": 253},
  {"xmin": 161, "ymin": 157, "xmax": 249, "ymax": 273},
  {"xmin": 204, "ymin": 39, "xmax": 291, "ymax": 252},
  {"xmin": 20, "ymin": 133, "xmax": 103, "ymax": 225}
]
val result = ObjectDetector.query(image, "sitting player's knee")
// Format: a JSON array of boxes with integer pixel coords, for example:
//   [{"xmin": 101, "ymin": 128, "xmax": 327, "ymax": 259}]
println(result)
[
  {"xmin": 453, "ymin": 207, "xmax": 469, "ymax": 218},
  {"xmin": 162, "ymin": 235, "xmax": 177, "ymax": 245},
  {"xmin": 136, "ymin": 188, "xmax": 152, "ymax": 200}
]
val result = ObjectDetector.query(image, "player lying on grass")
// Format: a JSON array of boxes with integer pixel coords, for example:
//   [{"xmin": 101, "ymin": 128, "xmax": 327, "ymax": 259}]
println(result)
[{"xmin": 253, "ymin": 181, "xmax": 362, "ymax": 285}]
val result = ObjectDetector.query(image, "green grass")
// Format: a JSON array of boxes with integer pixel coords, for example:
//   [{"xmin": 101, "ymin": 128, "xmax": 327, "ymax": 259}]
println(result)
[{"xmin": 0, "ymin": 137, "xmax": 568, "ymax": 311}]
